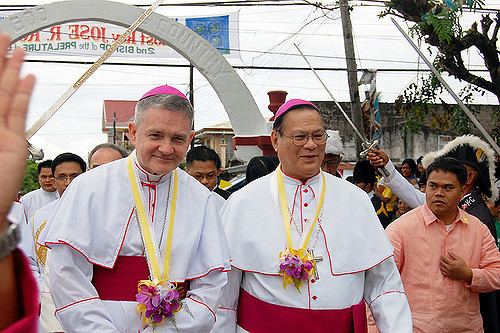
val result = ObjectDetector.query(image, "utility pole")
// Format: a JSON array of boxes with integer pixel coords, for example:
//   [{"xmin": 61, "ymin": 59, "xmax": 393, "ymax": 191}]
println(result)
[
  {"xmin": 339, "ymin": 0, "xmax": 363, "ymax": 155},
  {"xmin": 189, "ymin": 64, "xmax": 195, "ymax": 149},
  {"xmin": 113, "ymin": 112, "xmax": 116, "ymax": 144}
]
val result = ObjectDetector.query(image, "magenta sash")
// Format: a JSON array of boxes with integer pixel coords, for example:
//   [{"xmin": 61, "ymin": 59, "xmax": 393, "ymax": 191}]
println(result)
[
  {"xmin": 92, "ymin": 256, "xmax": 189, "ymax": 301},
  {"xmin": 237, "ymin": 288, "xmax": 368, "ymax": 333}
]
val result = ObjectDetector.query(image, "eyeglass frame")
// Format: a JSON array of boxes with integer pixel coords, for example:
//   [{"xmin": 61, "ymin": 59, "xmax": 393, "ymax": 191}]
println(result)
[
  {"xmin": 277, "ymin": 130, "xmax": 329, "ymax": 146},
  {"xmin": 54, "ymin": 173, "xmax": 82, "ymax": 182}
]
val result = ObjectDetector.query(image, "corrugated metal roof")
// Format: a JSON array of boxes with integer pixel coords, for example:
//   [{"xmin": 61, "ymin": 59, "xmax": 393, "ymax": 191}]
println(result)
[{"xmin": 103, "ymin": 100, "xmax": 136, "ymax": 128}]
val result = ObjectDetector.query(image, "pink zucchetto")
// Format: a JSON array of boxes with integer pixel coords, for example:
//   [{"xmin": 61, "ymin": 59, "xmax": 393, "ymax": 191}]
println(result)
[
  {"xmin": 274, "ymin": 98, "xmax": 319, "ymax": 122},
  {"xmin": 140, "ymin": 85, "xmax": 188, "ymax": 101}
]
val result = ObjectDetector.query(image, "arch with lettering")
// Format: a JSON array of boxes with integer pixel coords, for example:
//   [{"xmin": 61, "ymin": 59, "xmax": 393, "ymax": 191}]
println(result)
[{"xmin": 0, "ymin": 0, "xmax": 268, "ymax": 159}]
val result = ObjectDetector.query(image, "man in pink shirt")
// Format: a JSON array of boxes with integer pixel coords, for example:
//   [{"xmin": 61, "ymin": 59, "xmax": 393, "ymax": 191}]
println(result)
[{"xmin": 386, "ymin": 157, "xmax": 500, "ymax": 333}]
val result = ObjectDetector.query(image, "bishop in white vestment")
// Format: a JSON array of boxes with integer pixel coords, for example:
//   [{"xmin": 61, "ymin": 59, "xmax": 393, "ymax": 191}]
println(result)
[
  {"xmin": 216, "ymin": 99, "xmax": 412, "ymax": 333},
  {"xmin": 41, "ymin": 86, "xmax": 230, "ymax": 333}
]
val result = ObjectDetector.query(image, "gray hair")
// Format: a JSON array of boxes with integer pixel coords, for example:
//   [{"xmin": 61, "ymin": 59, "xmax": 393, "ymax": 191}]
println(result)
[
  {"xmin": 88, "ymin": 143, "xmax": 128, "ymax": 166},
  {"xmin": 134, "ymin": 94, "xmax": 194, "ymax": 127}
]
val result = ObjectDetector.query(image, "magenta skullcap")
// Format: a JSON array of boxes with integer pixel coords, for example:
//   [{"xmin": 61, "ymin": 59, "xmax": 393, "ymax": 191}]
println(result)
[
  {"xmin": 274, "ymin": 99, "xmax": 319, "ymax": 122},
  {"xmin": 140, "ymin": 85, "xmax": 188, "ymax": 101}
]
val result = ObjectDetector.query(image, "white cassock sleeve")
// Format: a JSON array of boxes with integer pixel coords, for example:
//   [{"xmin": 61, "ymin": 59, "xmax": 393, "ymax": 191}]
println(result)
[
  {"xmin": 210, "ymin": 268, "xmax": 242, "ymax": 333},
  {"xmin": 48, "ymin": 244, "xmax": 120, "ymax": 332},
  {"xmin": 364, "ymin": 257, "xmax": 413, "ymax": 333},
  {"xmin": 382, "ymin": 161, "xmax": 424, "ymax": 209},
  {"xmin": 10, "ymin": 202, "xmax": 37, "ymax": 282}
]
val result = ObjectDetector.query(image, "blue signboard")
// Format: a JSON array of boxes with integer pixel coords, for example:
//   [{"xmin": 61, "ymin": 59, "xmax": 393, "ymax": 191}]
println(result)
[{"xmin": 186, "ymin": 15, "xmax": 230, "ymax": 54}]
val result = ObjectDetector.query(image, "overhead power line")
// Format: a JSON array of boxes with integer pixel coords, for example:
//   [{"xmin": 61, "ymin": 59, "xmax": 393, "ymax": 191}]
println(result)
[
  {"xmin": 0, "ymin": 0, "xmax": 498, "ymax": 11},
  {"xmin": 24, "ymin": 58, "xmax": 490, "ymax": 72}
]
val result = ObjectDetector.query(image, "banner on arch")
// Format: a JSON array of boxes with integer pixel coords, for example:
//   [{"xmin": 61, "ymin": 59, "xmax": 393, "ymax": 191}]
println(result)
[{"xmin": 0, "ymin": 11, "xmax": 240, "ymax": 60}]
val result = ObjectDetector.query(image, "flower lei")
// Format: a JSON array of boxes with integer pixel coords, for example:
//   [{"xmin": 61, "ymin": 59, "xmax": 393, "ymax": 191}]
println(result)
[
  {"xmin": 279, "ymin": 248, "xmax": 315, "ymax": 291},
  {"xmin": 127, "ymin": 156, "xmax": 184, "ymax": 329},
  {"xmin": 276, "ymin": 166, "xmax": 326, "ymax": 292},
  {"xmin": 136, "ymin": 278, "xmax": 182, "ymax": 326}
]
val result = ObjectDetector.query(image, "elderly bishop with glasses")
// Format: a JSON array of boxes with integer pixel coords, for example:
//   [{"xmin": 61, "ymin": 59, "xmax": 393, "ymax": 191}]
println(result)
[{"xmin": 216, "ymin": 99, "xmax": 412, "ymax": 332}]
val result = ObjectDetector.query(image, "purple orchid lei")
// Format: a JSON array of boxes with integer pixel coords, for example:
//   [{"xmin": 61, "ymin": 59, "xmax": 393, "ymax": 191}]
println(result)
[
  {"xmin": 279, "ymin": 248, "xmax": 315, "ymax": 291},
  {"xmin": 136, "ymin": 279, "xmax": 182, "ymax": 327}
]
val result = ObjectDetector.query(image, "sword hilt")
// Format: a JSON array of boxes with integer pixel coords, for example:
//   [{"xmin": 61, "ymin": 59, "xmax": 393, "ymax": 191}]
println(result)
[
  {"xmin": 359, "ymin": 139, "xmax": 390, "ymax": 177},
  {"xmin": 27, "ymin": 140, "xmax": 44, "ymax": 161},
  {"xmin": 360, "ymin": 140, "xmax": 379, "ymax": 159}
]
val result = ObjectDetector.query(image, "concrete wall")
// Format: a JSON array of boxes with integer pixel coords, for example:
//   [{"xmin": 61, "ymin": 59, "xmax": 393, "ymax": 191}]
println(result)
[{"xmin": 315, "ymin": 101, "xmax": 498, "ymax": 162}]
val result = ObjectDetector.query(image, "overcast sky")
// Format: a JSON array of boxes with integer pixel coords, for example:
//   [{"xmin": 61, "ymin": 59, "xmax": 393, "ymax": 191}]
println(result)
[{"xmin": 2, "ymin": 0, "xmax": 498, "ymax": 160}]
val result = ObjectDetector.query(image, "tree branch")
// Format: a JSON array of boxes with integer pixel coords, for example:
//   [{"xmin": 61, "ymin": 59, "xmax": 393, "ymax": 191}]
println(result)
[
  {"xmin": 439, "ymin": 55, "xmax": 498, "ymax": 96},
  {"xmin": 385, "ymin": 3, "xmax": 500, "ymax": 101},
  {"xmin": 491, "ymin": 12, "xmax": 500, "ymax": 43},
  {"xmin": 480, "ymin": 14, "xmax": 493, "ymax": 37}
]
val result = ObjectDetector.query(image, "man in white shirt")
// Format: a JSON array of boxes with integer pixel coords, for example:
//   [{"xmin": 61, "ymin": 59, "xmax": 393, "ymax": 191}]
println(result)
[
  {"xmin": 32, "ymin": 153, "xmax": 86, "ymax": 333},
  {"xmin": 20, "ymin": 160, "xmax": 58, "ymax": 223}
]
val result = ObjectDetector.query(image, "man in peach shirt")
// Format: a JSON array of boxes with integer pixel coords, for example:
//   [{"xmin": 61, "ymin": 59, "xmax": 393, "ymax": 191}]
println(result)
[{"xmin": 386, "ymin": 157, "xmax": 500, "ymax": 333}]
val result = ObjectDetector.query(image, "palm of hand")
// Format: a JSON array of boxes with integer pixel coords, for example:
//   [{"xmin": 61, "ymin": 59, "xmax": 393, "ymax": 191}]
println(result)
[{"xmin": 0, "ymin": 35, "xmax": 35, "ymax": 221}]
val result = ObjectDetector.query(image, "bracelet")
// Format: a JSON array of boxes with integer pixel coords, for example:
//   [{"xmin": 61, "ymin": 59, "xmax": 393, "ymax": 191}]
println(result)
[{"xmin": 0, "ymin": 223, "xmax": 20, "ymax": 260}]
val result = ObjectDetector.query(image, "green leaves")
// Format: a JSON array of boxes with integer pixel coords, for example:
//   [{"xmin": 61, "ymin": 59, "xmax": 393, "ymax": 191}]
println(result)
[
  {"xmin": 382, "ymin": 0, "xmax": 499, "ymax": 101},
  {"xmin": 425, "ymin": 12, "xmax": 455, "ymax": 43},
  {"xmin": 395, "ymin": 74, "xmax": 490, "ymax": 137},
  {"xmin": 21, "ymin": 160, "xmax": 39, "ymax": 195}
]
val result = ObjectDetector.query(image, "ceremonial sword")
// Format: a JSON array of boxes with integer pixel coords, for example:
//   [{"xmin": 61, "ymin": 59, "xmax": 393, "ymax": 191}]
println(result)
[
  {"xmin": 391, "ymin": 18, "xmax": 500, "ymax": 156},
  {"xmin": 294, "ymin": 43, "xmax": 390, "ymax": 176},
  {"xmin": 24, "ymin": 0, "xmax": 165, "ymax": 145}
]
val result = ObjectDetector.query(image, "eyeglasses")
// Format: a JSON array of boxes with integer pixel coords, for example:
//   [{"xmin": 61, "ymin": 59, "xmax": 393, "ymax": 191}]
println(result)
[
  {"xmin": 280, "ymin": 131, "xmax": 329, "ymax": 146},
  {"xmin": 55, "ymin": 174, "xmax": 81, "ymax": 182}
]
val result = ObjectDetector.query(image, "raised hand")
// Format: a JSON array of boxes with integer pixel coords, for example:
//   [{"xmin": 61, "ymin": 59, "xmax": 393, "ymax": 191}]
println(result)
[
  {"xmin": 367, "ymin": 148, "xmax": 389, "ymax": 169},
  {"xmin": 0, "ymin": 34, "xmax": 35, "ymax": 229}
]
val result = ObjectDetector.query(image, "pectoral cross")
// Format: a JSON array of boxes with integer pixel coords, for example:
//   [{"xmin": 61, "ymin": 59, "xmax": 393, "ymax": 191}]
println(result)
[{"xmin": 308, "ymin": 249, "xmax": 323, "ymax": 280}]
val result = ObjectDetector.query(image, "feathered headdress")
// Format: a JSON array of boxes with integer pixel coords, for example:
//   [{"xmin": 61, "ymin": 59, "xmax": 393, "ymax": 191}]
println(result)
[
  {"xmin": 325, "ymin": 130, "xmax": 343, "ymax": 156},
  {"xmin": 422, "ymin": 135, "xmax": 498, "ymax": 201}
]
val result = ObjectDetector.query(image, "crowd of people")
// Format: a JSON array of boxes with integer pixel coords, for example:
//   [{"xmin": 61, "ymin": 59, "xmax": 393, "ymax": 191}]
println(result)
[{"xmin": 0, "ymin": 33, "xmax": 499, "ymax": 333}]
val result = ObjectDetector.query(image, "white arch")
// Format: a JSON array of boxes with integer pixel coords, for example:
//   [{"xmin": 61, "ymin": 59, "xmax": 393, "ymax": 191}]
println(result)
[{"xmin": 0, "ymin": 0, "xmax": 268, "ymax": 141}]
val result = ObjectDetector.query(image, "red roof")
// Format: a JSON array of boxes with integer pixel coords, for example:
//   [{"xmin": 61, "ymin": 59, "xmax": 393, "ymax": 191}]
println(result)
[{"xmin": 102, "ymin": 100, "xmax": 136, "ymax": 129}]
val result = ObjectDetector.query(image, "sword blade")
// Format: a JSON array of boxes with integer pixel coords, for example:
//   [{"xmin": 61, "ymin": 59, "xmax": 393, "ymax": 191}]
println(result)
[
  {"xmin": 294, "ymin": 43, "xmax": 367, "ymax": 143},
  {"xmin": 391, "ymin": 18, "xmax": 500, "ymax": 156},
  {"xmin": 25, "ymin": 0, "xmax": 165, "ymax": 139},
  {"xmin": 294, "ymin": 44, "xmax": 390, "ymax": 176}
]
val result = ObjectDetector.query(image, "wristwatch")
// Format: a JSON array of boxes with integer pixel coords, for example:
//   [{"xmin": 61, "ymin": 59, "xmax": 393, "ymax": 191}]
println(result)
[{"xmin": 0, "ymin": 223, "xmax": 20, "ymax": 260}]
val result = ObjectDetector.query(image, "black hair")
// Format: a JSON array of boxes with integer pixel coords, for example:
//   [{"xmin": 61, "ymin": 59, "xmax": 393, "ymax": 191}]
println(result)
[
  {"xmin": 246, "ymin": 156, "xmax": 279, "ymax": 183},
  {"xmin": 272, "ymin": 105, "xmax": 322, "ymax": 132},
  {"xmin": 418, "ymin": 172, "xmax": 427, "ymax": 186},
  {"xmin": 51, "ymin": 153, "xmax": 86, "ymax": 175},
  {"xmin": 415, "ymin": 156, "xmax": 424, "ymax": 178},
  {"xmin": 37, "ymin": 160, "xmax": 53, "ymax": 175},
  {"xmin": 352, "ymin": 159, "xmax": 377, "ymax": 184},
  {"xmin": 426, "ymin": 157, "xmax": 467, "ymax": 186},
  {"xmin": 401, "ymin": 158, "xmax": 417, "ymax": 176},
  {"xmin": 186, "ymin": 146, "xmax": 221, "ymax": 169}
]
